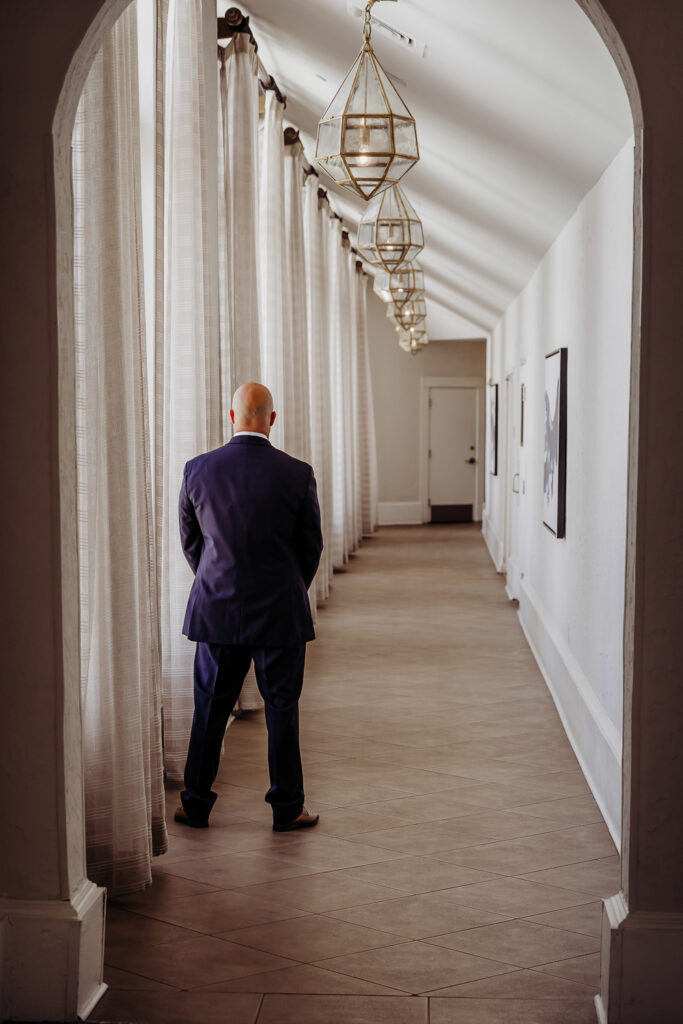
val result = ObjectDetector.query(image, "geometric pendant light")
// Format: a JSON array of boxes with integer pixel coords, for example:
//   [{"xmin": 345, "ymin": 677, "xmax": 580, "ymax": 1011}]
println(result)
[
  {"xmin": 388, "ymin": 294, "xmax": 427, "ymax": 330},
  {"xmin": 315, "ymin": 0, "xmax": 419, "ymax": 201},
  {"xmin": 398, "ymin": 325, "xmax": 428, "ymax": 354},
  {"xmin": 357, "ymin": 183, "xmax": 424, "ymax": 273},
  {"xmin": 373, "ymin": 261, "xmax": 424, "ymax": 309}
]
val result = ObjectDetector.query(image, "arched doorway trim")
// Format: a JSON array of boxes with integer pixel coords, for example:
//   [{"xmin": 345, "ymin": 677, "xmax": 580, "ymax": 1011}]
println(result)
[{"xmin": 49, "ymin": 3, "xmax": 645, "ymax": 1021}]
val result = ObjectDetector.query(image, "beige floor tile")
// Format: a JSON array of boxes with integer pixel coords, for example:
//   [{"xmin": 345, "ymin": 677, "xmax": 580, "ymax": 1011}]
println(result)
[
  {"xmin": 257, "ymin": 993, "xmax": 428, "ymax": 1024},
  {"xmin": 353, "ymin": 792, "xmax": 507, "ymax": 826},
  {"xmin": 521, "ymin": 855, "xmax": 621, "ymax": 896},
  {"xmin": 112, "ymin": 869, "xmax": 219, "ymax": 913},
  {"xmin": 428, "ymin": 968, "xmax": 597, "ymax": 998},
  {"xmin": 90, "ymin": 990, "xmax": 261, "ymax": 1023},
  {"xmin": 316, "ymin": 940, "xmax": 515, "ymax": 994},
  {"xmin": 315, "ymin": 806, "xmax": 401, "ymax": 836},
  {"xmin": 525, "ymin": 901, "xmax": 604, "ymax": 938},
  {"xmin": 235, "ymin": 869, "xmax": 405, "ymax": 913},
  {"xmin": 330, "ymin": 892, "xmax": 511, "ymax": 939},
  {"xmin": 356, "ymin": 818, "xmax": 497, "ymax": 856},
  {"xmin": 197, "ymin": 964, "xmax": 401, "ymax": 995},
  {"xmin": 512, "ymin": 794, "xmax": 604, "ymax": 826},
  {"xmin": 535, "ymin": 952, "xmax": 601, "ymax": 989},
  {"xmin": 435, "ymin": 808, "xmax": 569, "ymax": 841},
  {"xmin": 218, "ymin": 913, "xmax": 404, "ymax": 962},
  {"xmin": 442, "ymin": 876, "xmax": 595, "ymax": 917},
  {"xmin": 429, "ymin": 996, "xmax": 597, "ymax": 1023},
  {"xmin": 261, "ymin": 834, "xmax": 406, "ymax": 872},
  {"xmin": 436, "ymin": 823, "xmax": 616, "ymax": 875},
  {"xmin": 344, "ymin": 855, "xmax": 499, "ymax": 895},
  {"xmin": 105, "ymin": 906, "xmax": 198, "ymax": 952},
  {"xmin": 154, "ymin": 849, "xmax": 321, "ymax": 888},
  {"xmin": 426, "ymin": 918, "xmax": 598, "ymax": 967},
  {"xmin": 105, "ymin": 934, "xmax": 296, "ymax": 988},
  {"xmin": 117, "ymin": 888, "xmax": 308, "ymax": 933},
  {"xmin": 103, "ymin": 965, "xmax": 177, "ymax": 991}
]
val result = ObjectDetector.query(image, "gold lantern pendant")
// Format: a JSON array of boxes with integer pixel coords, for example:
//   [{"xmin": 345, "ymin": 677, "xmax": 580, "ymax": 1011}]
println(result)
[
  {"xmin": 397, "ymin": 325, "xmax": 428, "ymax": 354},
  {"xmin": 389, "ymin": 294, "xmax": 427, "ymax": 330},
  {"xmin": 373, "ymin": 261, "xmax": 425, "ymax": 309},
  {"xmin": 357, "ymin": 183, "xmax": 424, "ymax": 273},
  {"xmin": 315, "ymin": 0, "xmax": 419, "ymax": 201}
]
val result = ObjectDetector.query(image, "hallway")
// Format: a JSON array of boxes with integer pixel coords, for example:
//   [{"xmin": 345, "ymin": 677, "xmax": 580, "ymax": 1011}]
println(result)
[{"xmin": 95, "ymin": 525, "xmax": 618, "ymax": 1024}]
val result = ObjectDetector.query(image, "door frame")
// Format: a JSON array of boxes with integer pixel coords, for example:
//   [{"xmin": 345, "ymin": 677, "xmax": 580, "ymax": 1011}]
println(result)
[{"xmin": 419, "ymin": 376, "xmax": 485, "ymax": 524}]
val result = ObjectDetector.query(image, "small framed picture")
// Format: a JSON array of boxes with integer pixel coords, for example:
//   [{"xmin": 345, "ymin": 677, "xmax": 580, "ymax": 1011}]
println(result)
[
  {"xmin": 489, "ymin": 383, "xmax": 498, "ymax": 476},
  {"xmin": 543, "ymin": 348, "xmax": 567, "ymax": 537}
]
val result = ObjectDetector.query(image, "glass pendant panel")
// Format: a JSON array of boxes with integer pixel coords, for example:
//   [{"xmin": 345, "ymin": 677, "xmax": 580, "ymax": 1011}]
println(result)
[{"xmin": 393, "ymin": 118, "xmax": 419, "ymax": 158}]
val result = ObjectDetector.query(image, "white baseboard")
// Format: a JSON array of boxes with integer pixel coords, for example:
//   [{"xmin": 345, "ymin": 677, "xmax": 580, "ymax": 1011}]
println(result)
[
  {"xmin": 481, "ymin": 507, "xmax": 504, "ymax": 571},
  {"xmin": 518, "ymin": 578, "xmax": 622, "ymax": 849},
  {"xmin": 378, "ymin": 501, "xmax": 423, "ymax": 525}
]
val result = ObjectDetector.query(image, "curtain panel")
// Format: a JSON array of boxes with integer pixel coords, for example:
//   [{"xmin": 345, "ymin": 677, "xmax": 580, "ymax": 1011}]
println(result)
[
  {"xmin": 303, "ymin": 179, "xmax": 333, "ymax": 601},
  {"xmin": 218, "ymin": 34, "xmax": 261, "ymax": 408},
  {"xmin": 72, "ymin": 3, "xmax": 166, "ymax": 898},
  {"xmin": 258, "ymin": 91, "xmax": 286, "ymax": 449},
  {"xmin": 155, "ymin": 0, "xmax": 221, "ymax": 782}
]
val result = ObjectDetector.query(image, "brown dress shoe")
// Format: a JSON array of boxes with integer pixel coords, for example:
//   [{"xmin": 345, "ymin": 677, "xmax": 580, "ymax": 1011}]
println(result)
[
  {"xmin": 174, "ymin": 805, "xmax": 208, "ymax": 829},
  {"xmin": 273, "ymin": 807, "xmax": 320, "ymax": 832}
]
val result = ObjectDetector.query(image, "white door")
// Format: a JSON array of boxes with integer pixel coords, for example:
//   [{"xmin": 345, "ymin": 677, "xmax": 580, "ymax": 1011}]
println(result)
[{"xmin": 428, "ymin": 387, "xmax": 479, "ymax": 522}]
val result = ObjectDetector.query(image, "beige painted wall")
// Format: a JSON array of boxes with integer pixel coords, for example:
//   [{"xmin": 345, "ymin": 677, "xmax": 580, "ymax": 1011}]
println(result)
[{"xmin": 366, "ymin": 289, "xmax": 486, "ymax": 504}]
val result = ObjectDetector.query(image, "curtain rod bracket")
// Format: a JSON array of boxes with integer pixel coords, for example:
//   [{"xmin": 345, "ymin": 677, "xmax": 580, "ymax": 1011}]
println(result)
[
  {"xmin": 262, "ymin": 75, "xmax": 286, "ymax": 108},
  {"xmin": 217, "ymin": 7, "xmax": 257, "ymax": 49}
]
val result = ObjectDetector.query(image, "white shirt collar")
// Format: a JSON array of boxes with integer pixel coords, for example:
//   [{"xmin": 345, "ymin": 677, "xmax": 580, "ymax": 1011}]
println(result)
[{"xmin": 233, "ymin": 430, "xmax": 269, "ymax": 440}]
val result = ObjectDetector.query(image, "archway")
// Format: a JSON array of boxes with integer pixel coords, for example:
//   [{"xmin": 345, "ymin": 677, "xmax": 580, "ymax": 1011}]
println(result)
[{"xmin": 5, "ymin": 1, "xmax": 671, "ymax": 1020}]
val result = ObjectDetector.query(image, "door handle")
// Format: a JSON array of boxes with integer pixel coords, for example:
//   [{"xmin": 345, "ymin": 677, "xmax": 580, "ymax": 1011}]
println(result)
[
  {"xmin": 465, "ymin": 457, "xmax": 476, "ymax": 464},
  {"xmin": 512, "ymin": 473, "xmax": 520, "ymax": 493}
]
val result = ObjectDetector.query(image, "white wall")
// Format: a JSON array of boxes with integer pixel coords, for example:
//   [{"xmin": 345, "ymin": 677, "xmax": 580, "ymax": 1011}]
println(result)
[
  {"xmin": 366, "ymin": 291, "xmax": 486, "ymax": 523},
  {"xmin": 484, "ymin": 138, "xmax": 634, "ymax": 843}
]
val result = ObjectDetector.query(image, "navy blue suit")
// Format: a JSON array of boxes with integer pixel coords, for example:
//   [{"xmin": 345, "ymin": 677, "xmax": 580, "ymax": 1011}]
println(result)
[{"xmin": 178, "ymin": 434, "xmax": 323, "ymax": 825}]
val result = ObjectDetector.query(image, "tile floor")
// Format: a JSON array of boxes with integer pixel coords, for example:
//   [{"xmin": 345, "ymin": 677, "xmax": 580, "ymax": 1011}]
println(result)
[{"xmin": 93, "ymin": 525, "xmax": 618, "ymax": 1023}]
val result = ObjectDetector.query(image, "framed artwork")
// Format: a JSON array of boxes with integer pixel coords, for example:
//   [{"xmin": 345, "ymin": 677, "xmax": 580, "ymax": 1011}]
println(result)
[
  {"xmin": 489, "ymin": 383, "xmax": 498, "ymax": 475},
  {"xmin": 543, "ymin": 348, "xmax": 567, "ymax": 537}
]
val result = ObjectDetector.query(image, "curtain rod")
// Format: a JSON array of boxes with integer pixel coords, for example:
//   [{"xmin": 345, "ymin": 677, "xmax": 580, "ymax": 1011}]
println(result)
[
  {"xmin": 218, "ymin": 7, "xmax": 286, "ymax": 107},
  {"xmin": 218, "ymin": 9, "xmax": 354, "ymax": 244}
]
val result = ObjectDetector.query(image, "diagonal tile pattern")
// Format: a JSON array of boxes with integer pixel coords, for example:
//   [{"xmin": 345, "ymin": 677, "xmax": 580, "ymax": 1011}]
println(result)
[{"xmin": 91, "ymin": 525, "xmax": 617, "ymax": 1023}]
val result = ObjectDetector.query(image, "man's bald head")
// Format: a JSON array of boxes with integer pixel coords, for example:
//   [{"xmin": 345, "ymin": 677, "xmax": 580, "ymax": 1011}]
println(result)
[{"xmin": 230, "ymin": 382, "xmax": 276, "ymax": 436}]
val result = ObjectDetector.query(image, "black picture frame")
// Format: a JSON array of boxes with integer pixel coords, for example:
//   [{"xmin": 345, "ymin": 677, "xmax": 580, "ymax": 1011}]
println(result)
[
  {"xmin": 489, "ymin": 383, "xmax": 498, "ymax": 476},
  {"xmin": 543, "ymin": 348, "xmax": 567, "ymax": 538}
]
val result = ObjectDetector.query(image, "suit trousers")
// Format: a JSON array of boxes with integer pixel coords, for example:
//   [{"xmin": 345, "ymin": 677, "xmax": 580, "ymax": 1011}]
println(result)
[{"xmin": 181, "ymin": 642, "xmax": 306, "ymax": 826}]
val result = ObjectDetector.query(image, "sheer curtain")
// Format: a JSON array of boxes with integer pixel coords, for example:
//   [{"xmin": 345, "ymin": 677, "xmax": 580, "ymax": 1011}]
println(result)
[
  {"xmin": 282, "ymin": 134, "xmax": 312, "ymax": 465},
  {"xmin": 258, "ymin": 91, "xmax": 286, "ymax": 448},
  {"xmin": 354, "ymin": 262, "xmax": 379, "ymax": 535},
  {"xmin": 218, "ymin": 35, "xmax": 261, "ymax": 406},
  {"xmin": 156, "ymin": 0, "xmax": 221, "ymax": 782},
  {"xmin": 324, "ymin": 214, "xmax": 348, "ymax": 569},
  {"xmin": 303, "ymin": 180, "xmax": 332, "ymax": 600},
  {"xmin": 73, "ymin": 3, "xmax": 167, "ymax": 897}
]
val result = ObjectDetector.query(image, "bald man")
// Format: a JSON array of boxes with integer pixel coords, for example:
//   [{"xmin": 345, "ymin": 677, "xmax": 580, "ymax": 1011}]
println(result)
[{"xmin": 176, "ymin": 383, "xmax": 323, "ymax": 832}]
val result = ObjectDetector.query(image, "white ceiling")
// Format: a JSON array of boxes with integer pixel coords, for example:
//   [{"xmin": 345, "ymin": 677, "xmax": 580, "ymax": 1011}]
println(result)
[{"xmin": 226, "ymin": 0, "xmax": 633, "ymax": 339}]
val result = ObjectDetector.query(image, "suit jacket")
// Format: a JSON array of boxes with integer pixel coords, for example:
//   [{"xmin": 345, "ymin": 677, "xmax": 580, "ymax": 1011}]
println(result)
[{"xmin": 179, "ymin": 434, "xmax": 323, "ymax": 646}]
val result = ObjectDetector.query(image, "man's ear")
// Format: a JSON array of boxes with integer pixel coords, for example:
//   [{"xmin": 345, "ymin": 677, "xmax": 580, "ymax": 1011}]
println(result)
[
  {"xmin": 270, "ymin": 410, "xmax": 277, "ymax": 425},
  {"xmin": 230, "ymin": 409, "xmax": 235, "ymax": 424}
]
